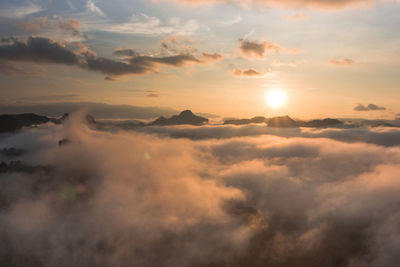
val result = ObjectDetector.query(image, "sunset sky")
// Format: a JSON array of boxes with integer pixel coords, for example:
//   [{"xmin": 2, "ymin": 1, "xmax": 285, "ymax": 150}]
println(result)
[
  {"xmin": 3, "ymin": 2, "xmax": 400, "ymax": 265},
  {"xmin": 1, "ymin": 0, "xmax": 400, "ymax": 119}
]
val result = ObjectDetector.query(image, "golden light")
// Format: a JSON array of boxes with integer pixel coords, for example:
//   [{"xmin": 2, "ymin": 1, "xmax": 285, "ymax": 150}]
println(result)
[{"xmin": 266, "ymin": 90, "xmax": 286, "ymax": 108}]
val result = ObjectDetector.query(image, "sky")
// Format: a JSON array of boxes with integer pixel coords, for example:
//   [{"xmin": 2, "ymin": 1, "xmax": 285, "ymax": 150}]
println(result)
[{"xmin": 0, "ymin": 0, "xmax": 400, "ymax": 119}]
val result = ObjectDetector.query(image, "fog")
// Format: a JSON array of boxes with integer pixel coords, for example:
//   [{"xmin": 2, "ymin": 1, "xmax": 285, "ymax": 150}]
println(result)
[{"xmin": 1, "ymin": 113, "xmax": 400, "ymax": 266}]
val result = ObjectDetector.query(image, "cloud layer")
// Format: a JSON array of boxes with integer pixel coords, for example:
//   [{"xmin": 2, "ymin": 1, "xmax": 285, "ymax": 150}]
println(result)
[{"xmin": 1, "ymin": 114, "xmax": 400, "ymax": 266}]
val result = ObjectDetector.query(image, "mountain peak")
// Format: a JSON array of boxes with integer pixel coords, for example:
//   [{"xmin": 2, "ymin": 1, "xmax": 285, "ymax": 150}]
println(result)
[
  {"xmin": 151, "ymin": 110, "xmax": 208, "ymax": 126},
  {"xmin": 179, "ymin": 110, "xmax": 194, "ymax": 116},
  {"xmin": 266, "ymin": 115, "xmax": 297, "ymax": 128}
]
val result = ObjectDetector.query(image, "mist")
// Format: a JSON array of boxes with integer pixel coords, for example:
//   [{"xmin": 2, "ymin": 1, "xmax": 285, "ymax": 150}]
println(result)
[{"xmin": 1, "ymin": 113, "xmax": 400, "ymax": 266}]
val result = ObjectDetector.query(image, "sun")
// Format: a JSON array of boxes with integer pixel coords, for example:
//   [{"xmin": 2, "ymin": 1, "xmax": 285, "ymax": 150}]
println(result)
[{"xmin": 266, "ymin": 90, "xmax": 286, "ymax": 108}]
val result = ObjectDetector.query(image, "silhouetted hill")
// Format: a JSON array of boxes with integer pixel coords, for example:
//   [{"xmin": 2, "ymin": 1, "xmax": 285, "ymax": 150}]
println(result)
[
  {"xmin": 150, "ymin": 110, "xmax": 208, "ymax": 126},
  {"xmin": 0, "ymin": 113, "xmax": 51, "ymax": 132},
  {"xmin": 266, "ymin": 116, "xmax": 298, "ymax": 128},
  {"xmin": 224, "ymin": 115, "xmax": 344, "ymax": 128},
  {"xmin": 0, "ymin": 112, "xmax": 98, "ymax": 133},
  {"xmin": 298, "ymin": 118, "xmax": 342, "ymax": 128},
  {"xmin": 224, "ymin": 116, "xmax": 266, "ymax": 125}
]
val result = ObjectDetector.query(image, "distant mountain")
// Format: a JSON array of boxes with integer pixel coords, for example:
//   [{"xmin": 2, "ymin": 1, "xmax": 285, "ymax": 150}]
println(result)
[
  {"xmin": 0, "ymin": 112, "xmax": 96, "ymax": 133},
  {"xmin": 224, "ymin": 115, "xmax": 343, "ymax": 128},
  {"xmin": 0, "ymin": 110, "xmax": 208, "ymax": 133},
  {"xmin": 0, "ymin": 102, "xmax": 178, "ymax": 120},
  {"xmin": 266, "ymin": 116, "xmax": 298, "ymax": 128},
  {"xmin": 0, "ymin": 113, "xmax": 51, "ymax": 132},
  {"xmin": 297, "ymin": 118, "xmax": 342, "ymax": 128},
  {"xmin": 150, "ymin": 110, "xmax": 209, "ymax": 126},
  {"xmin": 224, "ymin": 116, "xmax": 266, "ymax": 125}
]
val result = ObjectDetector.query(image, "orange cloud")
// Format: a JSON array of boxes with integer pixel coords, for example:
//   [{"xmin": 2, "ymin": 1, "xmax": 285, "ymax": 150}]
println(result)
[
  {"xmin": 201, "ymin": 52, "xmax": 223, "ymax": 61},
  {"xmin": 330, "ymin": 58, "xmax": 357, "ymax": 66},
  {"xmin": 238, "ymin": 39, "xmax": 299, "ymax": 59},
  {"xmin": 161, "ymin": 0, "xmax": 372, "ymax": 10},
  {"xmin": 285, "ymin": 11, "xmax": 308, "ymax": 21},
  {"xmin": 233, "ymin": 68, "xmax": 263, "ymax": 77},
  {"xmin": 238, "ymin": 39, "xmax": 281, "ymax": 58}
]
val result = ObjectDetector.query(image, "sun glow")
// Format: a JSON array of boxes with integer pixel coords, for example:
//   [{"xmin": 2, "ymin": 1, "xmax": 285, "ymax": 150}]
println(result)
[{"xmin": 266, "ymin": 90, "xmax": 286, "ymax": 108}]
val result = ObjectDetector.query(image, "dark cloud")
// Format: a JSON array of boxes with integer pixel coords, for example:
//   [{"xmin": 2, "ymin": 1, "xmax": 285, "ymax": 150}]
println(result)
[
  {"xmin": 233, "ymin": 68, "xmax": 263, "ymax": 77},
  {"xmin": 354, "ymin": 104, "xmax": 386, "ymax": 111},
  {"xmin": 147, "ymin": 93, "xmax": 159, "ymax": 97},
  {"xmin": 86, "ymin": 54, "xmax": 203, "ymax": 77},
  {"xmin": 238, "ymin": 38, "xmax": 280, "ymax": 58},
  {"xmin": 131, "ymin": 54, "xmax": 201, "ymax": 67},
  {"xmin": 202, "ymin": 52, "xmax": 223, "ymax": 61},
  {"xmin": 0, "ymin": 36, "xmax": 220, "ymax": 78},
  {"xmin": 85, "ymin": 56, "xmax": 151, "ymax": 76},
  {"xmin": 0, "ymin": 36, "xmax": 79, "ymax": 65},
  {"xmin": 330, "ymin": 58, "xmax": 356, "ymax": 66},
  {"xmin": 368, "ymin": 104, "xmax": 386, "ymax": 111},
  {"xmin": 238, "ymin": 39, "xmax": 298, "ymax": 58},
  {"xmin": 113, "ymin": 48, "xmax": 138, "ymax": 57}
]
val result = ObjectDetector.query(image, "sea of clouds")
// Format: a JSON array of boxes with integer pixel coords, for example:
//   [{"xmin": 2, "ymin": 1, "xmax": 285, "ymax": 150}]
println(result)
[{"xmin": 1, "ymin": 113, "xmax": 400, "ymax": 266}]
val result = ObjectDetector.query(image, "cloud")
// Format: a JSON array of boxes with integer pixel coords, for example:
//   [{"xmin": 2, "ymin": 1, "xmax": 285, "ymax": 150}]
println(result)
[
  {"xmin": 330, "ymin": 58, "xmax": 357, "ymax": 66},
  {"xmin": 16, "ymin": 16, "xmax": 86, "ymax": 39},
  {"xmin": 0, "ymin": 60, "xmax": 46, "ymax": 77},
  {"xmin": 113, "ymin": 48, "xmax": 138, "ymax": 57},
  {"xmin": 233, "ymin": 68, "xmax": 263, "ymax": 77},
  {"xmin": 0, "ymin": 2, "xmax": 42, "ymax": 18},
  {"xmin": 201, "ymin": 52, "xmax": 223, "ymax": 61},
  {"xmin": 354, "ymin": 104, "xmax": 386, "ymax": 111},
  {"xmin": 285, "ymin": 11, "xmax": 308, "ymax": 21},
  {"xmin": 0, "ymin": 36, "xmax": 220, "ymax": 78},
  {"xmin": 102, "ymin": 14, "xmax": 199, "ymax": 35},
  {"xmin": 163, "ymin": 0, "xmax": 372, "ymax": 10},
  {"xmin": 133, "ymin": 123, "xmax": 400, "ymax": 147},
  {"xmin": 159, "ymin": 35, "xmax": 197, "ymax": 55},
  {"xmin": 1, "ymin": 113, "xmax": 400, "ymax": 266},
  {"xmin": 88, "ymin": 52, "xmax": 222, "ymax": 77},
  {"xmin": 147, "ymin": 93, "xmax": 159, "ymax": 97},
  {"xmin": 238, "ymin": 39, "xmax": 280, "ymax": 58},
  {"xmin": 238, "ymin": 39, "xmax": 298, "ymax": 59},
  {"xmin": 0, "ymin": 37, "xmax": 80, "ymax": 65},
  {"xmin": 86, "ymin": 0, "xmax": 105, "ymax": 17}
]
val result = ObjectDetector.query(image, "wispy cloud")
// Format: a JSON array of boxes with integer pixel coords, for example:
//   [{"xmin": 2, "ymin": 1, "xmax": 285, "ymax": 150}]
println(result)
[
  {"xmin": 285, "ymin": 11, "xmax": 308, "ymax": 21},
  {"xmin": 217, "ymin": 15, "xmax": 242, "ymax": 26},
  {"xmin": 163, "ymin": 0, "xmax": 373, "ymax": 10},
  {"xmin": 0, "ymin": 2, "xmax": 42, "ymax": 18},
  {"xmin": 86, "ymin": 0, "xmax": 105, "ymax": 17},
  {"xmin": 101, "ymin": 14, "xmax": 199, "ymax": 35}
]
